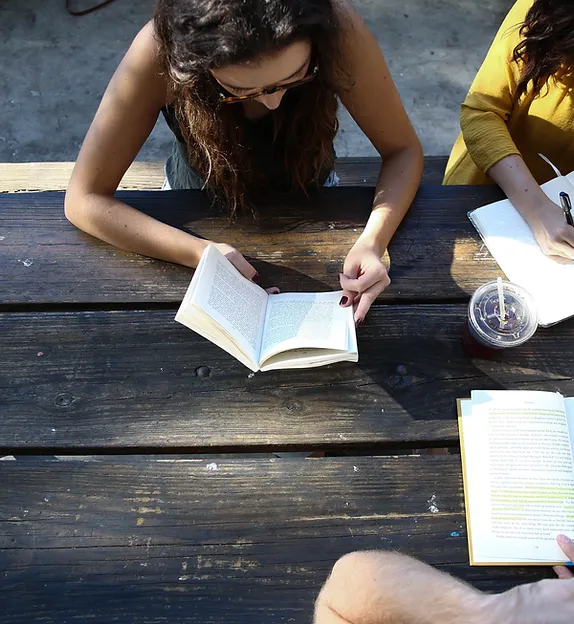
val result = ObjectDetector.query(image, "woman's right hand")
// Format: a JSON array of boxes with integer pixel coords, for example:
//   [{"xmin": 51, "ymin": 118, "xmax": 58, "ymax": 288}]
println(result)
[
  {"xmin": 208, "ymin": 242, "xmax": 280, "ymax": 293},
  {"xmin": 210, "ymin": 242, "xmax": 260, "ymax": 281},
  {"xmin": 487, "ymin": 156, "xmax": 574, "ymax": 261},
  {"xmin": 524, "ymin": 197, "xmax": 574, "ymax": 261}
]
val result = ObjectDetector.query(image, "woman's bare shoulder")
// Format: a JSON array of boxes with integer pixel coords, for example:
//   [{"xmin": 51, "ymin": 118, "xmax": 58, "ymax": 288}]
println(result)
[
  {"xmin": 128, "ymin": 21, "xmax": 164, "ymax": 73},
  {"xmin": 113, "ymin": 20, "xmax": 171, "ymax": 106}
]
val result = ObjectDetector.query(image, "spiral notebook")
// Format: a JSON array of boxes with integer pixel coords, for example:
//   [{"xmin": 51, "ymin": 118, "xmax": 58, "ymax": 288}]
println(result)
[{"xmin": 468, "ymin": 160, "xmax": 574, "ymax": 327}]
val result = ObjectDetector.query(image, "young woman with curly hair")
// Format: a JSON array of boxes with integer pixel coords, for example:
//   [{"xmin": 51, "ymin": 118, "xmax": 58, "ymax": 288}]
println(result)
[
  {"xmin": 444, "ymin": 0, "xmax": 574, "ymax": 261},
  {"xmin": 65, "ymin": 0, "xmax": 423, "ymax": 324}
]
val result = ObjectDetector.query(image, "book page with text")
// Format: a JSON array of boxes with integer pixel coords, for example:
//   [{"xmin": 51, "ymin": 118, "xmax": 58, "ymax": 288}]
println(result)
[
  {"xmin": 462, "ymin": 390, "xmax": 574, "ymax": 564},
  {"xmin": 469, "ymin": 176, "xmax": 574, "ymax": 326},
  {"xmin": 187, "ymin": 245, "xmax": 268, "ymax": 364},
  {"xmin": 259, "ymin": 292, "xmax": 349, "ymax": 364},
  {"xmin": 260, "ymin": 307, "xmax": 358, "ymax": 371},
  {"xmin": 566, "ymin": 398, "xmax": 574, "ymax": 454}
]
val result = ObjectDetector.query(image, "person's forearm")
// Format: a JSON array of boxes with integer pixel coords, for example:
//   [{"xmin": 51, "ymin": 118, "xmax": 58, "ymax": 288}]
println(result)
[
  {"xmin": 64, "ymin": 192, "xmax": 207, "ymax": 267},
  {"xmin": 487, "ymin": 581, "xmax": 567, "ymax": 624},
  {"xmin": 487, "ymin": 154, "xmax": 548, "ymax": 222},
  {"xmin": 314, "ymin": 551, "xmax": 502, "ymax": 624},
  {"xmin": 315, "ymin": 551, "xmax": 573, "ymax": 624},
  {"xmin": 359, "ymin": 144, "xmax": 423, "ymax": 255}
]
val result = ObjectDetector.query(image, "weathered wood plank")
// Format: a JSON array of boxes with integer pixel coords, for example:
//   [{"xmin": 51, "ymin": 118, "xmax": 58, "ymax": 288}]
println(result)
[
  {"xmin": 0, "ymin": 456, "xmax": 551, "ymax": 624},
  {"xmin": 335, "ymin": 155, "xmax": 448, "ymax": 186},
  {"xmin": 2, "ymin": 305, "xmax": 572, "ymax": 452},
  {"xmin": 0, "ymin": 157, "xmax": 448, "ymax": 193},
  {"xmin": 0, "ymin": 185, "xmax": 503, "ymax": 306},
  {"xmin": 0, "ymin": 161, "xmax": 166, "ymax": 193}
]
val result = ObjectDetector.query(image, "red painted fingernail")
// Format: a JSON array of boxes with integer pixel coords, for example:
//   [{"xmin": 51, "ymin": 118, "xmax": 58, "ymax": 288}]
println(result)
[
  {"xmin": 356, "ymin": 318, "xmax": 363, "ymax": 326},
  {"xmin": 339, "ymin": 296, "xmax": 348, "ymax": 306},
  {"xmin": 252, "ymin": 272, "xmax": 260, "ymax": 283}
]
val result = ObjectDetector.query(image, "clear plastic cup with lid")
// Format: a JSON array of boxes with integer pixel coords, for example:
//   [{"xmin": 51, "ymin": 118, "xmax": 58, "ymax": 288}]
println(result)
[{"xmin": 462, "ymin": 280, "xmax": 538, "ymax": 358}]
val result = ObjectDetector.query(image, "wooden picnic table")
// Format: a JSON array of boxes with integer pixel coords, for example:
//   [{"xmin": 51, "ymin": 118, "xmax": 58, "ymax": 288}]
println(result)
[{"xmin": 1, "ymin": 158, "xmax": 573, "ymax": 623}]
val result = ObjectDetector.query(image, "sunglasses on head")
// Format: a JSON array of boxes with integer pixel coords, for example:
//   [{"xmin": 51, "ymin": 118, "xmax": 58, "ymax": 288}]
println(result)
[{"xmin": 218, "ymin": 65, "xmax": 319, "ymax": 104}]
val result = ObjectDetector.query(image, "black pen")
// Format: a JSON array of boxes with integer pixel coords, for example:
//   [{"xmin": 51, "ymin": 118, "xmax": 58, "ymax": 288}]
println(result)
[{"xmin": 559, "ymin": 191, "xmax": 574, "ymax": 227}]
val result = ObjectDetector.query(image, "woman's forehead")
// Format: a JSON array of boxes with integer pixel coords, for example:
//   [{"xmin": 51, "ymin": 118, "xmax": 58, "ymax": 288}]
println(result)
[{"xmin": 210, "ymin": 39, "xmax": 311, "ymax": 89}]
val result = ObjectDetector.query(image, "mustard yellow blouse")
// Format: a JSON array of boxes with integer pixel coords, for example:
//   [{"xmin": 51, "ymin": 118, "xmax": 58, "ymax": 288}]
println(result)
[{"xmin": 443, "ymin": 0, "xmax": 574, "ymax": 185}]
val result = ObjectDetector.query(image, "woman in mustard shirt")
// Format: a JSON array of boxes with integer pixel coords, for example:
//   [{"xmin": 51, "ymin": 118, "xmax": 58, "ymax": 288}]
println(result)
[{"xmin": 444, "ymin": 0, "xmax": 574, "ymax": 260}]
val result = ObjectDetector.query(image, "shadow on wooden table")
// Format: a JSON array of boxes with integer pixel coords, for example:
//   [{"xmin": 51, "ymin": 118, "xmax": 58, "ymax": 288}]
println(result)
[
  {"xmin": 353, "ymin": 311, "xmax": 574, "ymax": 441},
  {"xmin": 124, "ymin": 184, "xmax": 500, "ymax": 303}
]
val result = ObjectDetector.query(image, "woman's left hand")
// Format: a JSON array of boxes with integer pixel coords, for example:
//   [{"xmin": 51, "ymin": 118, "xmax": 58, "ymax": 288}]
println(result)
[{"xmin": 339, "ymin": 239, "xmax": 390, "ymax": 325}]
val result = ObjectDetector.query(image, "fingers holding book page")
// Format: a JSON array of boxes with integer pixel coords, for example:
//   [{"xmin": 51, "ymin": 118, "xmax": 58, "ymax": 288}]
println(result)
[
  {"xmin": 210, "ymin": 241, "xmax": 279, "ymax": 288},
  {"xmin": 339, "ymin": 241, "xmax": 391, "ymax": 325}
]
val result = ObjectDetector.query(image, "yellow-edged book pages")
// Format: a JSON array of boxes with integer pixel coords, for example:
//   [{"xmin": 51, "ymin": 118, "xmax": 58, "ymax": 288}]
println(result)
[{"xmin": 458, "ymin": 390, "xmax": 574, "ymax": 565}]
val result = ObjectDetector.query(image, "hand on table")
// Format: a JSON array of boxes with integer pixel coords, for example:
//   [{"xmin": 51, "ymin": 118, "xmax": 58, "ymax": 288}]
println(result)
[
  {"xmin": 554, "ymin": 534, "xmax": 574, "ymax": 578},
  {"xmin": 339, "ymin": 239, "xmax": 390, "ymax": 325},
  {"xmin": 494, "ymin": 535, "xmax": 574, "ymax": 624},
  {"xmin": 525, "ymin": 197, "xmax": 574, "ymax": 262},
  {"xmin": 210, "ymin": 242, "xmax": 279, "ymax": 294}
]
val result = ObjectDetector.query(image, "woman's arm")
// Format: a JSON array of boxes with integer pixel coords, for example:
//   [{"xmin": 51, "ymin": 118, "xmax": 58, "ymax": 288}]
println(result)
[
  {"xmin": 336, "ymin": 5, "xmax": 423, "ymax": 321},
  {"xmin": 65, "ymin": 23, "xmax": 209, "ymax": 268},
  {"xmin": 488, "ymin": 155, "xmax": 574, "ymax": 259},
  {"xmin": 65, "ymin": 23, "xmax": 258, "ymax": 278},
  {"xmin": 447, "ymin": 0, "xmax": 528, "ymax": 182},
  {"xmin": 339, "ymin": 8, "xmax": 423, "ymax": 254}
]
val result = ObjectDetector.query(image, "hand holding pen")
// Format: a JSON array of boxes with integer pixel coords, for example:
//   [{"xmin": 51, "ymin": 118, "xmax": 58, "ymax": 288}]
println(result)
[
  {"xmin": 525, "ymin": 191, "xmax": 574, "ymax": 260},
  {"xmin": 559, "ymin": 191, "xmax": 574, "ymax": 227}
]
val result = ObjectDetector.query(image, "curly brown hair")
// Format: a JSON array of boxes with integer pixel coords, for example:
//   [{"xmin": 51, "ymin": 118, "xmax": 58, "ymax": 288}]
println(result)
[
  {"xmin": 512, "ymin": 0, "xmax": 574, "ymax": 102},
  {"xmin": 154, "ymin": 0, "xmax": 351, "ymax": 216}
]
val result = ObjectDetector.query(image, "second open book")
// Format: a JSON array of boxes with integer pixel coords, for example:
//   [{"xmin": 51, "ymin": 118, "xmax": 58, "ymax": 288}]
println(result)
[
  {"xmin": 468, "ymin": 165, "xmax": 574, "ymax": 327},
  {"xmin": 459, "ymin": 390, "xmax": 574, "ymax": 565},
  {"xmin": 175, "ymin": 244, "xmax": 357, "ymax": 372}
]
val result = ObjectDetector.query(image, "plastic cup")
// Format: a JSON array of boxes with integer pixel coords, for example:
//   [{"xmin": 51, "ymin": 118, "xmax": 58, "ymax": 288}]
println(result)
[{"xmin": 462, "ymin": 280, "xmax": 538, "ymax": 359}]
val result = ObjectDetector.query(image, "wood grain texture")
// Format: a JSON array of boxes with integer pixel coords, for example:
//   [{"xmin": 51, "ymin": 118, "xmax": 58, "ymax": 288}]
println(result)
[
  {"xmin": 2, "ymin": 306, "xmax": 573, "ymax": 452},
  {"xmin": 0, "ymin": 161, "xmax": 166, "ymax": 193},
  {"xmin": 1, "ymin": 160, "xmax": 553, "ymax": 621},
  {"xmin": 0, "ymin": 157, "xmax": 448, "ymax": 193},
  {"xmin": 0, "ymin": 455, "xmax": 551, "ymax": 624},
  {"xmin": 0, "ymin": 185, "xmax": 503, "ymax": 306},
  {"xmin": 334, "ymin": 156, "xmax": 448, "ymax": 186}
]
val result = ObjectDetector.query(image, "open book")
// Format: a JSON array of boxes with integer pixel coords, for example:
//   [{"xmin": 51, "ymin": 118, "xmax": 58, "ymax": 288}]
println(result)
[
  {"xmin": 468, "ymin": 164, "xmax": 574, "ymax": 327},
  {"xmin": 458, "ymin": 390, "xmax": 574, "ymax": 565},
  {"xmin": 175, "ymin": 244, "xmax": 358, "ymax": 372}
]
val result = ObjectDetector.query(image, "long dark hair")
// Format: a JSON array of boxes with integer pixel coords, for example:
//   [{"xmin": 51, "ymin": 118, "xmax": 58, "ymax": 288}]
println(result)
[
  {"xmin": 512, "ymin": 0, "xmax": 574, "ymax": 102},
  {"xmin": 154, "ymin": 0, "xmax": 350, "ymax": 216}
]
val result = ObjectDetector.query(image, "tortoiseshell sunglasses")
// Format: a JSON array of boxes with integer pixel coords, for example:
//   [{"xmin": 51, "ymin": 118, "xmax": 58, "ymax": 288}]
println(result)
[{"xmin": 218, "ymin": 65, "xmax": 319, "ymax": 104}]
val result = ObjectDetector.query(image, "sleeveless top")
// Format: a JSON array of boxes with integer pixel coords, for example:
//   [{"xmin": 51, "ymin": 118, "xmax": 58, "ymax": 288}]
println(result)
[{"xmin": 161, "ymin": 104, "xmax": 335, "ymax": 192}]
